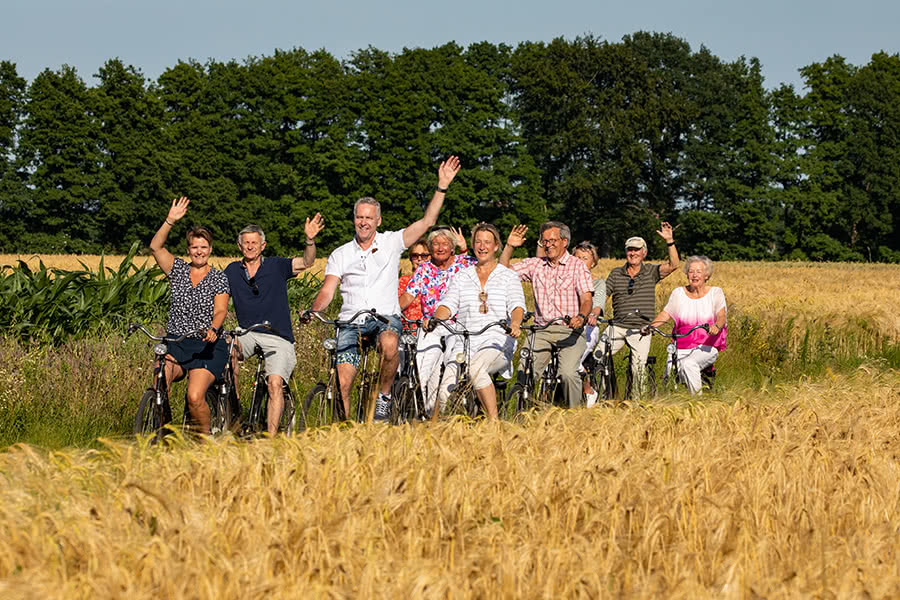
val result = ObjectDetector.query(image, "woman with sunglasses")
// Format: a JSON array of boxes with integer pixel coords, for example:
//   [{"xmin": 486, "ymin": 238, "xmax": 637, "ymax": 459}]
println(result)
[
  {"xmin": 397, "ymin": 239, "xmax": 430, "ymax": 331},
  {"xmin": 149, "ymin": 196, "xmax": 230, "ymax": 434},
  {"xmin": 430, "ymin": 223, "xmax": 525, "ymax": 419}
]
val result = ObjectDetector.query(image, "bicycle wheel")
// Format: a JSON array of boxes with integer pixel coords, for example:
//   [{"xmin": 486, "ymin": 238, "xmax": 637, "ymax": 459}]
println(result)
[
  {"xmin": 279, "ymin": 382, "xmax": 298, "ymax": 434},
  {"xmin": 598, "ymin": 363, "xmax": 617, "ymax": 404},
  {"xmin": 391, "ymin": 376, "xmax": 412, "ymax": 425},
  {"xmin": 645, "ymin": 357, "xmax": 658, "ymax": 399},
  {"xmin": 247, "ymin": 374, "xmax": 268, "ymax": 434},
  {"xmin": 206, "ymin": 386, "xmax": 228, "ymax": 436},
  {"xmin": 504, "ymin": 383, "xmax": 527, "ymax": 420},
  {"xmin": 304, "ymin": 383, "xmax": 330, "ymax": 427},
  {"xmin": 134, "ymin": 388, "xmax": 159, "ymax": 435},
  {"xmin": 535, "ymin": 378, "xmax": 557, "ymax": 410}
]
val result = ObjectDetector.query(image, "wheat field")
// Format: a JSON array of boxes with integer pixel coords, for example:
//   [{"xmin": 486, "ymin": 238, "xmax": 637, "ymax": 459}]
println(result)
[
  {"xmin": 2, "ymin": 254, "xmax": 900, "ymax": 598},
  {"xmin": 1, "ymin": 369, "xmax": 899, "ymax": 598}
]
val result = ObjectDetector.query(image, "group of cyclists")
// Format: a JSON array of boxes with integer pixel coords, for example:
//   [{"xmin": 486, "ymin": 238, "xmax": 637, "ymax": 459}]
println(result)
[{"xmin": 150, "ymin": 156, "xmax": 728, "ymax": 432}]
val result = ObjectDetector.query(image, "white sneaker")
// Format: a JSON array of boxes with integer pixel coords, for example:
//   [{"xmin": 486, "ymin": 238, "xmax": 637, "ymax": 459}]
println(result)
[{"xmin": 585, "ymin": 392, "xmax": 598, "ymax": 408}]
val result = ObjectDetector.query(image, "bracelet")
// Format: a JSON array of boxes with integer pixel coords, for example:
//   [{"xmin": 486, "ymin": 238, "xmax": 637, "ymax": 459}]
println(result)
[
  {"xmin": 305, "ymin": 240, "xmax": 315, "ymax": 246},
  {"xmin": 577, "ymin": 313, "xmax": 587, "ymax": 321},
  {"xmin": 164, "ymin": 218, "xmax": 175, "ymax": 226},
  {"xmin": 666, "ymin": 241, "xmax": 675, "ymax": 247},
  {"xmin": 436, "ymin": 185, "xmax": 449, "ymax": 193}
]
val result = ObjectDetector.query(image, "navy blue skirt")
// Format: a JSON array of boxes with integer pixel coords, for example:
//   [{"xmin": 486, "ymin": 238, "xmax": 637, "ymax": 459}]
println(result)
[{"xmin": 167, "ymin": 337, "xmax": 228, "ymax": 379}]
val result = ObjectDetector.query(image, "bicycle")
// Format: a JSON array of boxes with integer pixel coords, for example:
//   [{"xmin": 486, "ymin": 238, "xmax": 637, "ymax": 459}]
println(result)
[
  {"xmin": 426, "ymin": 317, "xmax": 511, "ymax": 419},
  {"xmin": 503, "ymin": 314, "xmax": 571, "ymax": 419},
  {"xmin": 642, "ymin": 323, "xmax": 711, "ymax": 394},
  {"xmin": 240, "ymin": 341, "xmax": 300, "ymax": 437},
  {"xmin": 391, "ymin": 316, "xmax": 428, "ymax": 424},
  {"xmin": 127, "ymin": 323, "xmax": 212, "ymax": 440},
  {"xmin": 302, "ymin": 308, "xmax": 391, "ymax": 426},
  {"xmin": 590, "ymin": 312, "xmax": 659, "ymax": 404}
]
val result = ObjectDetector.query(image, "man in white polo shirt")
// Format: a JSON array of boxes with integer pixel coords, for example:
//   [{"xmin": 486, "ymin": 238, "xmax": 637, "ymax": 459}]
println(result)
[{"xmin": 303, "ymin": 156, "xmax": 461, "ymax": 421}]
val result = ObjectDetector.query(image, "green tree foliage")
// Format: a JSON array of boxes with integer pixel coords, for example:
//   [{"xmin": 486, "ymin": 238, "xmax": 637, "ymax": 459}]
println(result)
[{"xmin": 0, "ymin": 39, "xmax": 897, "ymax": 264}]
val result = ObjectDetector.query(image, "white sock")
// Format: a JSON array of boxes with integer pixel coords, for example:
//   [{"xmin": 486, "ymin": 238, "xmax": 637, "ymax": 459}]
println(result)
[{"xmin": 585, "ymin": 392, "xmax": 598, "ymax": 408}]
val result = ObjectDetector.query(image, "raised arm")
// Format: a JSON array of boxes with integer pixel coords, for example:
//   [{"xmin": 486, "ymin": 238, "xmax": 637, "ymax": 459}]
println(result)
[
  {"xmin": 656, "ymin": 221, "xmax": 680, "ymax": 278},
  {"xmin": 292, "ymin": 213, "xmax": 325, "ymax": 274},
  {"xmin": 499, "ymin": 225, "xmax": 528, "ymax": 267},
  {"xmin": 402, "ymin": 156, "xmax": 461, "ymax": 248},
  {"xmin": 451, "ymin": 226, "xmax": 468, "ymax": 254},
  {"xmin": 149, "ymin": 196, "xmax": 189, "ymax": 276}
]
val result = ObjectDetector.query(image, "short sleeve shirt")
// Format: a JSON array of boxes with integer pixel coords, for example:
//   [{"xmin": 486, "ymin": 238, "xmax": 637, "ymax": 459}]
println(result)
[
  {"xmin": 404, "ymin": 255, "xmax": 477, "ymax": 319},
  {"xmin": 166, "ymin": 257, "xmax": 230, "ymax": 337},
  {"xmin": 325, "ymin": 230, "xmax": 407, "ymax": 322},
  {"xmin": 511, "ymin": 251, "xmax": 593, "ymax": 326},
  {"xmin": 605, "ymin": 263, "xmax": 662, "ymax": 328},
  {"xmin": 224, "ymin": 256, "xmax": 296, "ymax": 343},
  {"xmin": 663, "ymin": 286, "xmax": 728, "ymax": 351}
]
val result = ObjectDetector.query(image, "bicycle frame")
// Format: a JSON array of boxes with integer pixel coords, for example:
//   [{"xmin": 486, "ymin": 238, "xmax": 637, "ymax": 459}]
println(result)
[
  {"xmin": 510, "ymin": 314, "xmax": 571, "ymax": 413},
  {"xmin": 645, "ymin": 323, "xmax": 711, "ymax": 392}
]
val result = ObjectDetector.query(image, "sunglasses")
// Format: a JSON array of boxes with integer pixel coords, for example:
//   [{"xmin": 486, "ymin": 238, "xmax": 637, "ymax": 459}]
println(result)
[
  {"xmin": 627, "ymin": 279, "xmax": 635, "ymax": 295},
  {"xmin": 479, "ymin": 291, "xmax": 488, "ymax": 314},
  {"xmin": 247, "ymin": 276, "xmax": 259, "ymax": 296},
  {"xmin": 410, "ymin": 253, "xmax": 430, "ymax": 260}
]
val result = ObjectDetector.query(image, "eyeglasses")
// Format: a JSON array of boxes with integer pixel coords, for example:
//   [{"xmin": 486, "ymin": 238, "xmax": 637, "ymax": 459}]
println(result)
[
  {"xmin": 627, "ymin": 279, "xmax": 635, "ymax": 295},
  {"xmin": 479, "ymin": 291, "xmax": 488, "ymax": 314},
  {"xmin": 248, "ymin": 276, "xmax": 259, "ymax": 296},
  {"xmin": 410, "ymin": 253, "xmax": 430, "ymax": 260},
  {"xmin": 540, "ymin": 238, "xmax": 561, "ymax": 247}
]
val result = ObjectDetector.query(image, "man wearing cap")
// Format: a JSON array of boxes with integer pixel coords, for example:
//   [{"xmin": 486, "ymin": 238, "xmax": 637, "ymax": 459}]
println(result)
[
  {"xmin": 600, "ymin": 222, "xmax": 679, "ymax": 399},
  {"xmin": 500, "ymin": 221, "xmax": 594, "ymax": 408}
]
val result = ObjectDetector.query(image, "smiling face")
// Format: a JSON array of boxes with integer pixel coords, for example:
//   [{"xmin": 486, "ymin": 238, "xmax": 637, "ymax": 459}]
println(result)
[
  {"xmin": 625, "ymin": 245, "xmax": 647, "ymax": 268},
  {"xmin": 409, "ymin": 242, "xmax": 430, "ymax": 270},
  {"xmin": 429, "ymin": 233, "xmax": 455, "ymax": 265},
  {"xmin": 187, "ymin": 235, "xmax": 212, "ymax": 267},
  {"xmin": 354, "ymin": 203, "xmax": 381, "ymax": 244},
  {"xmin": 686, "ymin": 260, "xmax": 709, "ymax": 288},
  {"xmin": 574, "ymin": 249, "xmax": 597, "ymax": 271},
  {"xmin": 540, "ymin": 227, "xmax": 567, "ymax": 261},
  {"xmin": 473, "ymin": 229, "xmax": 499, "ymax": 264},
  {"xmin": 238, "ymin": 232, "xmax": 265, "ymax": 262}
]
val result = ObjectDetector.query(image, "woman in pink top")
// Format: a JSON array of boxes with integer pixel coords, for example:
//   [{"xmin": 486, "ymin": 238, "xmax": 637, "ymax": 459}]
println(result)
[{"xmin": 643, "ymin": 256, "xmax": 727, "ymax": 394}]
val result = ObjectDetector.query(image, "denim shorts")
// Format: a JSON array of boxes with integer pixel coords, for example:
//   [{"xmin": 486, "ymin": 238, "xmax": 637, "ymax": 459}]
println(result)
[{"xmin": 336, "ymin": 315, "xmax": 402, "ymax": 367}]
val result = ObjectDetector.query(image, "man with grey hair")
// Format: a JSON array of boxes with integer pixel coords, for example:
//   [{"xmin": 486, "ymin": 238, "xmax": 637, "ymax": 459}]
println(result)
[
  {"xmin": 500, "ymin": 220, "xmax": 594, "ymax": 408},
  {"xmin": 600, "ymin": 222, "xmax": 679, "ymax": 399},
  {"xmin": 224, "ymin": 213, "xmax": 324, "ymax": 434},
  {"xmin": 303, "ymin": 156, "xmax": 461, "ymax": 422}
]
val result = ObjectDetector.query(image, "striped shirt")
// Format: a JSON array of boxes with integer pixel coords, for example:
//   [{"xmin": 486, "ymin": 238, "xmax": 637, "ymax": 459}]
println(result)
[
  {"xmin": 605, "ymin": 262, "xmax": 661, "ymax": 327},
  {"xmin": 437, "ymin": 264, "xmax": 526, "ymax": 374},
  {"xmin": 512, "ymin": 251, "xmax": 593, "ymax": 326}
]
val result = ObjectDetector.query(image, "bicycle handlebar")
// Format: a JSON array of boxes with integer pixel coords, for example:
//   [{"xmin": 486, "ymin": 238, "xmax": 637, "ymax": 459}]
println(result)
[
  {"xmin": 224, "ymin": 321, "xmax": 273, "ymax": 337},
  {"xmin": 520, "ymin": 315, "xmax": 570, "ymax": 332},
  {"xmin": 427, "ymin": 318, "xmax": 509, "ymax": 337},
  {"xmin": 645, "ymin": 322, "xmax": 710, "ymax": 339},
  {"xmin": 125, "ymin": 323, "xmax": 204, "ymax": 344},
  {"xmin": 302, "ymin": 308, "xmax": 390, "ymax": 327}
]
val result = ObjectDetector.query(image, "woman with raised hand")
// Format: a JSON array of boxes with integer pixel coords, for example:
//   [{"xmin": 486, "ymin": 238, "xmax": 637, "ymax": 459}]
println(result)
[
  {"xmin": 430, "ymin": 223, "xmax": 525, "ymax": 420},
  {"xmin": 149, "ymin": 196, "xmax": 230, "ymax": 433},
  {"xmin": 642, "ymin": 255, "xmax": 727, "ymax": 395}
]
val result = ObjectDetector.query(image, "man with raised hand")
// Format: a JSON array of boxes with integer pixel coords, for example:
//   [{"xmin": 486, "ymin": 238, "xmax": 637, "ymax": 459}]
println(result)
[
  {"xmin": 224, "ymin": 215, "xmax": 324, "ymax": 435},
  {"xmin": 500, "ymin": 221, "xmax": 593, "ymax": 408},
  {"xmin": 303, "ymin": 156, "xmax": 462, "ymax": 422},
  {"xmin": 601, "ymin": 222, "xmax": 680, "ymax": 399}
]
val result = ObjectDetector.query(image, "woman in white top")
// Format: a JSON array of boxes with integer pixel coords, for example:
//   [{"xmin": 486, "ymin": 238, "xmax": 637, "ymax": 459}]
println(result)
[
  {"xmin": 643, "ymin": 255, "xmax": 727, "ymax": 394},
  {"xmin": 430, "ymin": 223, "xmax": 526, "ymax": 419}
]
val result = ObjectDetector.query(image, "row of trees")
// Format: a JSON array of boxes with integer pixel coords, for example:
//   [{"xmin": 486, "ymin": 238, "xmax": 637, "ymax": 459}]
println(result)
[{"xmin": 1, "ymin": 33, "xmax": 899, "ymax": 262}]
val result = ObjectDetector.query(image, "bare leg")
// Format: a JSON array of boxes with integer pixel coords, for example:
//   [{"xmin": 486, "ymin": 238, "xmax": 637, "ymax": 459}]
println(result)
[
  {"xmin": 266, "ymin": 374, "xmax": 285, "ymax": 435},
  {"xmin": 378, "ymin": 331, "xmax": 400, "ymax": 395},
  {"xmin": 336, "ymin": 362, "xmax": 358, "ymax": 419},
  {"xmin": 185, "ymin": 368, "xmax": 215, "ymax": 434},
  {"xmin": 475, "ymin": 384, "xmax": 499, "ymax": 420}
]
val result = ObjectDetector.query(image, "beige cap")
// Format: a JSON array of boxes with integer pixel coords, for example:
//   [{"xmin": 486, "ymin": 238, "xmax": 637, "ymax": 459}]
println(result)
[{"xmin": 625, "ymin": 236, "xmax": 647, "ymax": 251}]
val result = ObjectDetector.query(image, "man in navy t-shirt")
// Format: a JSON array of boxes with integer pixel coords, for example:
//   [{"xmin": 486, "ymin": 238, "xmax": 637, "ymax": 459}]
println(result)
[{"xmin": 224, "ymin": 214, "xmax": 324, "ymax": 434}]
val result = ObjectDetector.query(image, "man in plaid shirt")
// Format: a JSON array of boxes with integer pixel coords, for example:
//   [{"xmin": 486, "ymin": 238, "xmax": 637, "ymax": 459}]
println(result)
[{"xmin": 500, "ymin": 221, "xmax": 593, "ymax": 408}]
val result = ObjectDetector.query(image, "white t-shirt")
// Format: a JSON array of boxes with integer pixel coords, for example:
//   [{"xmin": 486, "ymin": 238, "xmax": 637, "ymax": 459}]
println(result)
[
  {"xmin": 662, "ymin": 286, "xmax": 727, "ymax": 351},
  {"xmin": 325, "ymin": 229, "xmax": 407, "ymax": 322},
  {"xmin": 437, "ymin": 263, "xmax": 526, "ymax": 377}
]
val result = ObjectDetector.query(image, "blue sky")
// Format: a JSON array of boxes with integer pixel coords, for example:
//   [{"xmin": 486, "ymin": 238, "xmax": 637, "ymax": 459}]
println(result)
[{"xmin": 3, "ymin": 0, "xmax": 898, "ymax": 90}]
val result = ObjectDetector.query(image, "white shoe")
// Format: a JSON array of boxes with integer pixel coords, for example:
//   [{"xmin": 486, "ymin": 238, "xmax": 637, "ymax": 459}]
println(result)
[{"xmin": 585, "ymin": 392, "xmax": 598, "ymax": 408}]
